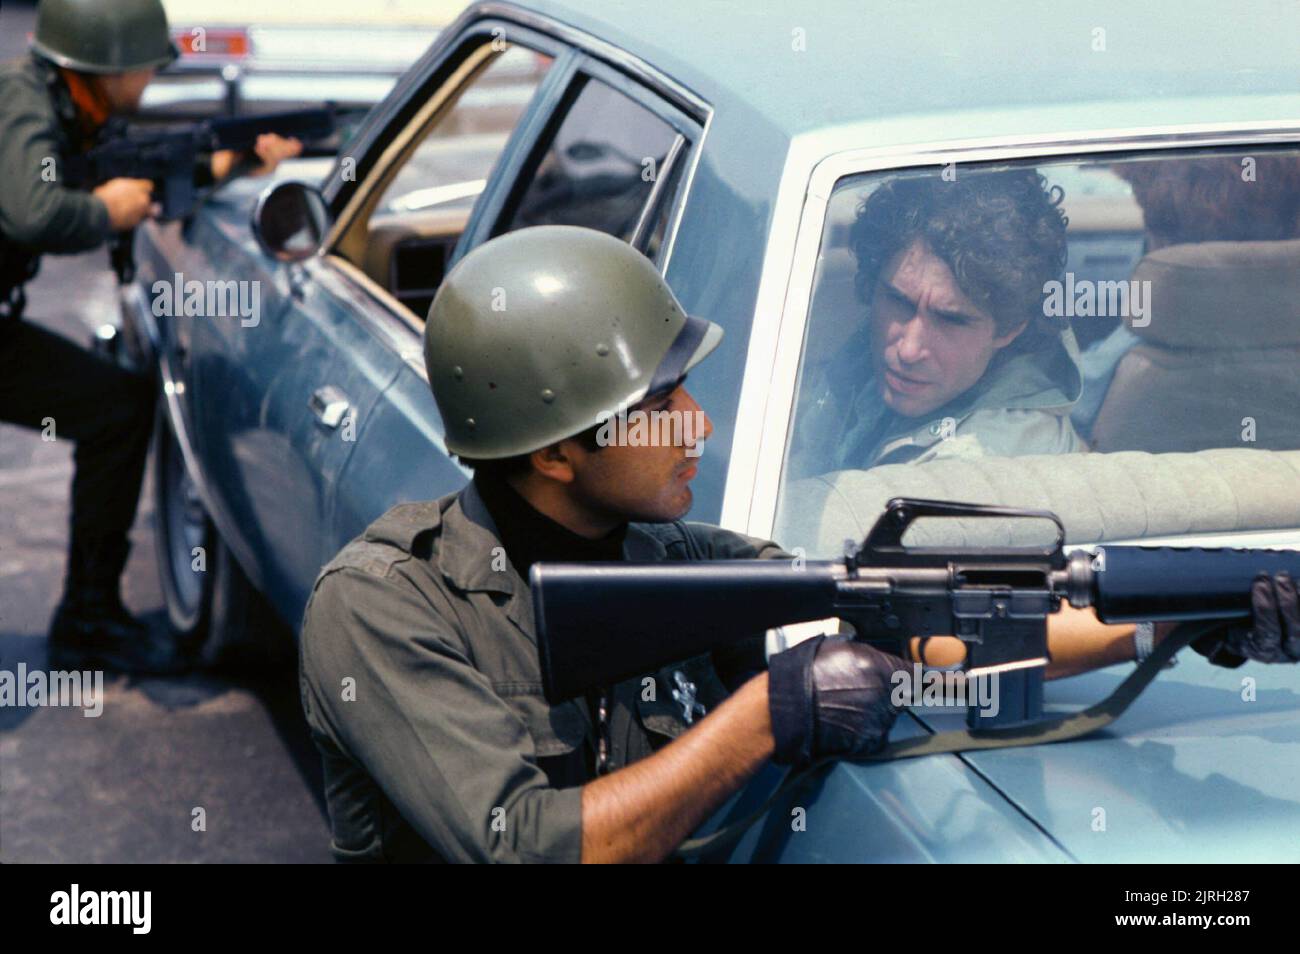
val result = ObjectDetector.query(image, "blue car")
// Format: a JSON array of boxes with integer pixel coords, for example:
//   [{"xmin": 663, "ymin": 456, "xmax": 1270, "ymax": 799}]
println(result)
[{"xmin": 123, "ymin": 0, "xmax": 1300, "ymax": 861}]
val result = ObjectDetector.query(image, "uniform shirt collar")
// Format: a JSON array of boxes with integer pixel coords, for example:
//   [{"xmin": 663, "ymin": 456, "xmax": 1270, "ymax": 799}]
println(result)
[
  {"xmin": 439, "ymin": 478, "xmax": 667, "ymax": 595},
  {"xmin": 473, "ymin": 473, "xmax": 627, "ymax": 580}
]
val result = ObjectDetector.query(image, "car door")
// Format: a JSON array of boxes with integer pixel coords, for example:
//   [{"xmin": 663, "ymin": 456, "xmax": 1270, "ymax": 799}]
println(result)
[
  {"xmin": 204, "ymin": 24, "xmax": 567, "ymax": 625},
  {"xmin": 182, "ymin": 187, "xmax": 398, "ymax": 624},
  {"xmin": 321, "ymin": 23, "xmax": 705, "ymax": 566},
  {"xmin": 221, "ymin": 22, "xmax": 558, "ymax": 621}
]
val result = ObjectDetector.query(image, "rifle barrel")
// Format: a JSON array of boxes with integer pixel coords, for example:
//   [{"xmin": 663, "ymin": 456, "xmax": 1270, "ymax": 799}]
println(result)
[{"xmin": 1090, "ymin": 546, "xmax": 1300, "ymax": 622}]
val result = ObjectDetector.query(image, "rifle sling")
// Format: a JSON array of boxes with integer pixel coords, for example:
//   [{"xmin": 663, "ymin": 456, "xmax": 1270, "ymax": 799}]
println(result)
[{"xmin": 674, "ymin": 620, "xmax": 1220, "ymax": 860}]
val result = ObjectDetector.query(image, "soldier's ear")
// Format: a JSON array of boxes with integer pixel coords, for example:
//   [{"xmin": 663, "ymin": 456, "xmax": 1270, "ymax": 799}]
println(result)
[{"xmin": 529, "ymin": 442, "xmax": 576, "ymax": 484}]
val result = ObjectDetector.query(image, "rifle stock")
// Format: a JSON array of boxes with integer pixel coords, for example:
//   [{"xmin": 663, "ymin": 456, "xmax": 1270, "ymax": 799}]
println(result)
[{"xmin": 533, "ymin": 561, "xmax": 839, "ymax": 703}]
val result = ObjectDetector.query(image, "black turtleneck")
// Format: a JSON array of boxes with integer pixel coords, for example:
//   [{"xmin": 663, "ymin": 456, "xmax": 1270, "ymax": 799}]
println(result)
[{"xmin": 473, "ymin": 472, "xmax": 628, "ymax": 581}]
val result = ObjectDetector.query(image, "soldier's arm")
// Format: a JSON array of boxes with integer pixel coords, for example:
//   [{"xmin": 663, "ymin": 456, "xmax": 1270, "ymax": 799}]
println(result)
[
  {"xmin": 581, "ymin": 672, "xmax": 773, "ymax": 863},
  {"xmin": 0, "ymin": 77, "xmax": 113, "ymax": 251},
  {"xmin": 909, "ymin": 603, "xmax": 1142, "ymax": 678},
  {"xmin": 210, "ymin": 134, "xmax": 304, "ymax": 180},
  {"xmin": 304, "ymin": 562, "xmax": 786, "ymax": 864}
]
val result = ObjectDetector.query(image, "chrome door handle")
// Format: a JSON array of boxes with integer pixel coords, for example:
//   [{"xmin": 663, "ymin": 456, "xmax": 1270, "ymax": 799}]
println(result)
[{"xmin": 309, "ymin": 385, "xmax": 351, "ymax": 428}]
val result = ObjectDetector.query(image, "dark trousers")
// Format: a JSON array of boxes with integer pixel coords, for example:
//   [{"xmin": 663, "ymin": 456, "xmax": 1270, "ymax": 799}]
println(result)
[{"xmin": 0, "ymin": 317, "xmax": 153, "ymax": 593}]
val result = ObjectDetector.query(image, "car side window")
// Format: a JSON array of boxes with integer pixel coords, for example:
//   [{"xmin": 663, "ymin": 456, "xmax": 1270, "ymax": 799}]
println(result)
[
  {"xmin": 774, "ymin": 149, "xmax": 1300, "ymax": 557},
  {"xmin": 331, "ymin": 41, "xmax": 553, "ymax": 320},
  {"xmin": 494, "ymin": 75, "xmax": 686, "ymax": 248}
]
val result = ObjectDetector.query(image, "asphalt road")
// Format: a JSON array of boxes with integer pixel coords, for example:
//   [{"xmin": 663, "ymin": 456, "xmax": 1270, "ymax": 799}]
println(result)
[
  {"xmin": 0, "ymin": 5, "xmax": 332, "ymax": 860},
  {"xmin": 0, "ymin": 255, "xmax": 334, "ymax": 865}
]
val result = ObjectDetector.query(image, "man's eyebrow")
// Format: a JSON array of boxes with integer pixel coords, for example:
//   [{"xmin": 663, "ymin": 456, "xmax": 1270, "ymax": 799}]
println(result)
[
  {"xmin": 637, "ymin": 374, "xmax": 688, "ymax": 412},
  {"xmin": 932, "ymin": 305, "xmax": 980, "ymax": 325},
  {"xmin": 881, "ymin": 279, "xmax": 914, "ymax": 305},
  {"xmin": 634, "ymin": 389, "xmax": 676, "ymax": 413},
  {"xmin": 882, "ymin": 279, "xmax": 980, "ymax": 325}
]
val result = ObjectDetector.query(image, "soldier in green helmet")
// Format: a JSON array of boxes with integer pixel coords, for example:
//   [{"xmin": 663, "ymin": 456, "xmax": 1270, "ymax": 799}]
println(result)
[
  {"xmin": 0, "ymin": 0, "xmax": 300, "ymax": 672},
  {"xmin": 298, "ymin": 225, "xmax": 913, "ymax": 863},
  {"xmin": 298, "ymin": 225, "xmax": 1300, "ymax": 863}
]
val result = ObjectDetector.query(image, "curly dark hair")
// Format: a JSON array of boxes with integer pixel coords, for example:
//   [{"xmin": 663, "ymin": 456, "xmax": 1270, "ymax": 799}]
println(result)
[{"xmin": 849, "ymin": 168, "xmax": 1069, "ymax": 338}]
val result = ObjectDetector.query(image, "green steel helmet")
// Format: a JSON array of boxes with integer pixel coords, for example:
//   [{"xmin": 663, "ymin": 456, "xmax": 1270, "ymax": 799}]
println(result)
[
  {"xmin": 425, "ymin": 225, "xmax": 724, "ymax": 460},
  {"xmin": 32, "ymin": 0, "xmax": 178, "ymax": 74}
]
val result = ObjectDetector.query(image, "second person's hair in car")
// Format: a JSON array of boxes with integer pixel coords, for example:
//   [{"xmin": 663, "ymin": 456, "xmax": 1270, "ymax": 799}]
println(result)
[{"xmin": 1114, "ymin": 153, "xmax": 1300, "ymax": 247}]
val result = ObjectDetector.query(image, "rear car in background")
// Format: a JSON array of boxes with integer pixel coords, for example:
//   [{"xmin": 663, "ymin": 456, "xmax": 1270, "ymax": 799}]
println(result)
[{"xmin": 149, "ymin": 0, "xmax": 469, "ymax": 118}]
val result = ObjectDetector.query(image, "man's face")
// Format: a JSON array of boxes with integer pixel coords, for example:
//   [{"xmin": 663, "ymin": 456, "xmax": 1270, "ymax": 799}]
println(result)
[
  {"xmin": 565, "ymin": 384, "xmax": 713, "ymax": 524},
  {"xmin": 869, "ymin": 238, "xmax": 1024, "ymax": 418},
  {"xmin": 95, "ymin": 68, "xmax": 156, "ymax": 113}
]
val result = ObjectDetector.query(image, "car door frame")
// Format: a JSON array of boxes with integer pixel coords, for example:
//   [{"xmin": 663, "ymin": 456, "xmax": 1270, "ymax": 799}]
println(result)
[
  {"xmin": 306, "ymin": 2, "xmax": 714, "ymax": 393},
  {"xmin": 453, "ymin": 47, "xmax": 706, "ymax": 266},
  {"xmin": 322, "ymin": 2, "xmax": 711, "ymax": 247}
]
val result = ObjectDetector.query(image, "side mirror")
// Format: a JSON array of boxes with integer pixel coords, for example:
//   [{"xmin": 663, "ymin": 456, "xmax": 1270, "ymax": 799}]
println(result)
[{"xmin": 251, "ymin": 180, "xmax": 330, "ymax": 263}]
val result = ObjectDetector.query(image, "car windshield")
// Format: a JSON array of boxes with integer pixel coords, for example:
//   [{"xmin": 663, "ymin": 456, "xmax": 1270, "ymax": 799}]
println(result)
[{"xmin": 774, "ymin": 148, "xmax": 1300, "ymax": 557}]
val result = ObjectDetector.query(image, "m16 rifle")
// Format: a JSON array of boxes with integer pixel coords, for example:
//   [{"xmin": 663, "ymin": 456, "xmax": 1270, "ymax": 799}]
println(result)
[
  {"xmin": 532, "ymin": 498, "xmax": 1300, "ymax": 733},
  {"xmin": 64, "ymin": 107, "xmax": 336, "ymax": 283}
]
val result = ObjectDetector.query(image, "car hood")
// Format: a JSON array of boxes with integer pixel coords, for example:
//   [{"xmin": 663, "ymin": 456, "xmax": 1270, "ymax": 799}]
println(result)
[{"xmin": 912, "ymin": 653, "xmax": 1300, "ymax": 861}]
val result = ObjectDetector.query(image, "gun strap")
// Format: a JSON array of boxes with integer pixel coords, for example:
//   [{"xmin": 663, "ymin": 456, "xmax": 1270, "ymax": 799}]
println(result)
[{"xmin": 674, "ymin": 620, "xmax": 1219, "ymax": 860}]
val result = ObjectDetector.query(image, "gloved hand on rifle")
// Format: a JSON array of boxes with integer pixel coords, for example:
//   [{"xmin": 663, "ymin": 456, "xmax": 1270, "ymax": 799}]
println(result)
[
  {"xmin": 1189, "ymin": 572, "xmax": 1300, "ymax": 668},
  {"xmin": 767, "ymin": 635, "xmax": 909, "ymax": 766}
]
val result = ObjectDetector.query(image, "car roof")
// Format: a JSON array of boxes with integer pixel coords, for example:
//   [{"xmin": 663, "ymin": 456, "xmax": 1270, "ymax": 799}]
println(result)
[{"xmin": 522, "ymin": 0, "xmax": 1300, "ymax": 146}]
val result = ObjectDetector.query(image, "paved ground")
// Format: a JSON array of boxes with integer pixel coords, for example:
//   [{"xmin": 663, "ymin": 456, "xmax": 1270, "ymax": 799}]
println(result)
[
  {"xmin": 0, "ymin": 1, "xmax": 333, "ymax": 857},
  {"xmin": 0, "ymin": 254, "xmax": 334, "ymax": 865}
]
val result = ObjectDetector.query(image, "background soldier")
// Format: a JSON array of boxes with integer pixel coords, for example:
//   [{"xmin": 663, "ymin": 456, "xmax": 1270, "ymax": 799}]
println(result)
[
  {"xmin": 0, "ymin": 0, "xmax": 298, "ymax": 672},
  {"xmin": 299, "ymin": 226, "xmax": 910, "ymax": 863}
]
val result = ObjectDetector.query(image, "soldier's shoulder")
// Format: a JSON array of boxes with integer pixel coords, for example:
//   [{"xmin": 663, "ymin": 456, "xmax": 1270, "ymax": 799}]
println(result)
[
  {"xmin": 631, "ymin": 519, "xmax": 688, "ymax": 550},
  {"xmin": 0, "ymin": 57, "xmax": 60, "ymax": 132},
  {"xmin": 319, "ymin": 499, "xmax": 448, "ymax": 581},
  {"xmin": 301, "ymin": 495, "xmax": 471, "ymax": 667},
  {"xmin": 0, "ymin": 55, "xmax": 50, "ymax": 98},
  {"xmin": 631, "ymin": 519, "xmax": 781, "ymax": 560}
]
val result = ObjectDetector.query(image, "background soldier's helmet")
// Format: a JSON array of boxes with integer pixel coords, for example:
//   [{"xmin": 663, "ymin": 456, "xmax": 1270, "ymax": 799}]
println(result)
[
  {"xmin": 31, "ymin": 0, "xmax": 178, "ymax": 74},
  {"xmin": 425, "ymin": 225, "xmax": 723, "ymax": 460}
]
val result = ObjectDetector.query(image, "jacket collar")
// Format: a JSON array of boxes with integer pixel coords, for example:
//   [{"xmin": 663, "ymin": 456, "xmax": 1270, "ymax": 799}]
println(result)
[
  {"xmin": 439, "ymin": 479, "xmax": 516, "ymax": 595},
  {"xmin": 441, "ymin": 480, "xmax": 672, "ymax": 590},
  {"xmin": 835, "ymin": 322, "xmax": 1085, "ymax": 467},
  {"xmin": 437, "ymin": 480, "xmax": 673, "ymax": 640},
  {"xmin": 28, "ymin": 54, "xmax": 81, "ymax": 140}
]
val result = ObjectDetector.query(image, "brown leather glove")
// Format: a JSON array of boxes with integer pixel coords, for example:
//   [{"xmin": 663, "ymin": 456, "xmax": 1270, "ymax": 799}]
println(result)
[
  {"xmin": 1191, "ymin": 572, "xmax": 1300, "ymax": 668},
  {"xmin": 768, "ymin": 635, "xmax": 909, "ymax": 766}
]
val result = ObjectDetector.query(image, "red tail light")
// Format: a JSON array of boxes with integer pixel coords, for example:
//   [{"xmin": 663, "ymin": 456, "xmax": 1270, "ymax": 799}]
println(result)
[{"xmin": 175, "ymin": 28, "xmax": 252, "ymax": 59}]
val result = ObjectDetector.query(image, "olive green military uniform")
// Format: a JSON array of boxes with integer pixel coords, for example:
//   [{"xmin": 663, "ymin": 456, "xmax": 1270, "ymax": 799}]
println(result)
[
  {"xmin": 0, "ymin": 51, "xmax": 159, "ymax": 635},
  {"xmin": 299, "ymin": 479, "xmax": 785, "ymax": 863},
  {"xmin": 0, "ymin": 1, "xmax": 192, "ymax": 674},
  {"xmin": 0, "ymin": 53, "xmax": 114, "ymax": 311}
]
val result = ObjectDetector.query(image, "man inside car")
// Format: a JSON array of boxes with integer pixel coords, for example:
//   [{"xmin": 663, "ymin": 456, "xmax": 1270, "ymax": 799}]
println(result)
[{"xmin": 794, "ymin": 168, "xmax": 1084, "ymax": 472}]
